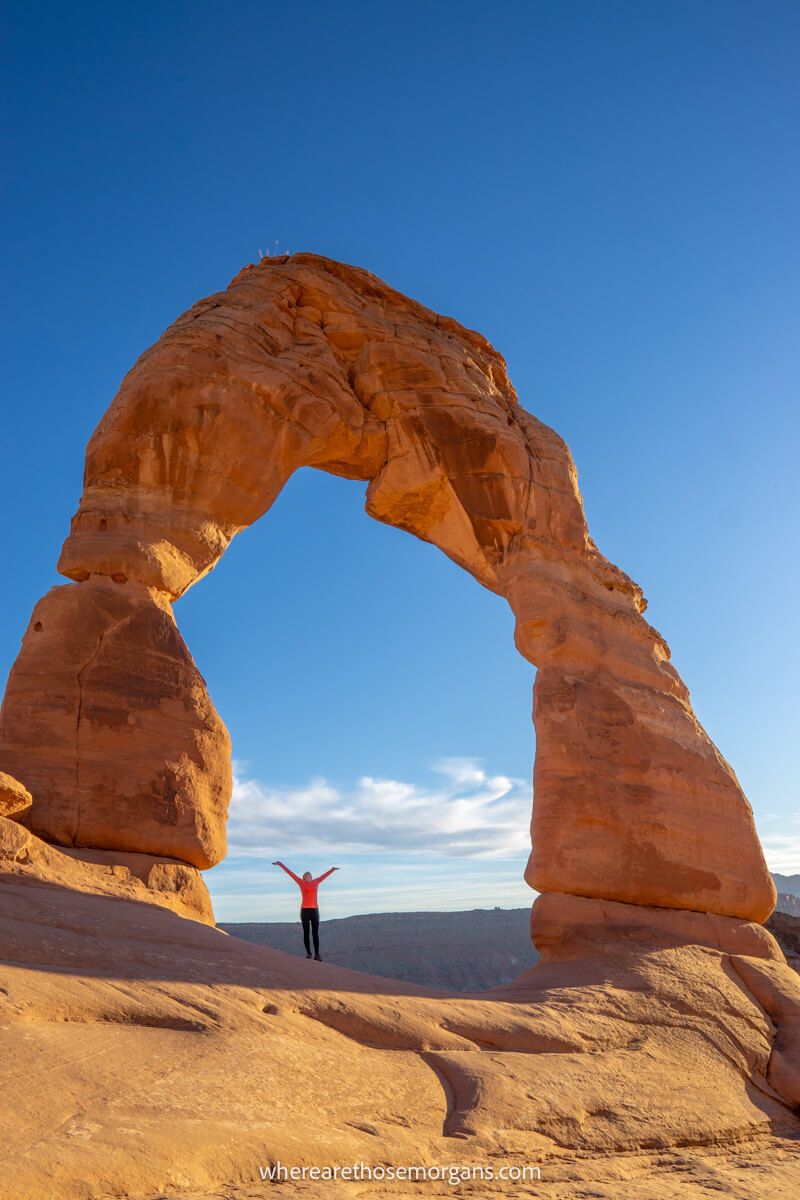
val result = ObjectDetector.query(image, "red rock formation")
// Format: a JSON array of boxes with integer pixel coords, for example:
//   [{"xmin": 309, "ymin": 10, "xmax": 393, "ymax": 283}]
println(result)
[
  {"xmin": 0, "ymin": 581, "xmax": 229, "ymax": 867},
  {"xmin": 0, "ymin": 254, "xmax": 775, "ymax": 918}
]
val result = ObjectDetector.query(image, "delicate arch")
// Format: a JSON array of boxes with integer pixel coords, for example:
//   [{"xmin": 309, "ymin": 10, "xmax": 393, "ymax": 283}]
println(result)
[{"xmin": 0, "ymin": 255, "xmax": 774, "ymax": 920}]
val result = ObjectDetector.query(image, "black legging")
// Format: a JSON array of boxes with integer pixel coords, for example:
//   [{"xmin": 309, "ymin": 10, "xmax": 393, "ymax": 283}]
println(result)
[{"xmin": 301, "ymin": 906, "xmax": 320, "ymax": 955}]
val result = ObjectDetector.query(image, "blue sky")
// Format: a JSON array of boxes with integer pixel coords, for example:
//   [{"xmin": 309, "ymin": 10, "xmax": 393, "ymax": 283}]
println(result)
[{"xmin": 2, "ymin": 1, "xmax": 798, "ymax": 920}]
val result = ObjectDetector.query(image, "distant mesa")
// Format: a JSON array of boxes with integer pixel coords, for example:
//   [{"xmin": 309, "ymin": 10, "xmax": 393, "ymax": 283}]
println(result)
[
  {"xmin": 221, "ymin": 908, "xmax": 540, "ymax": 991},
  {"xmin": 774, "ymin": 873, "xmax": 800, "ymax": 899},
  {"xmin": 776, "ymin": 893, "xmax": 800, "ymax": 918}
]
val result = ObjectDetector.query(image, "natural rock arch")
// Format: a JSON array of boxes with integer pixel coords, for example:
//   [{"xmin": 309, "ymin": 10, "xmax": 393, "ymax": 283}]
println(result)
[{"xmin": 0, "ymin": 254, "xmax": 775, "ymax": 921}]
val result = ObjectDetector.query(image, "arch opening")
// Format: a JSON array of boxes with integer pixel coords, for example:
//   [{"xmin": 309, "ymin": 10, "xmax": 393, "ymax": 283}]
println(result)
[{"xmin": 187, "ymin": 466, "xmax": 537, "ymax": 919}]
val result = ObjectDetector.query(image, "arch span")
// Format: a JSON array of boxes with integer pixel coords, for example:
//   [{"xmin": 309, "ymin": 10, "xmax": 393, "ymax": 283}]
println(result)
[{"xmin": 0, "ymin": 254, "xmax": 775, "ymax": 920}]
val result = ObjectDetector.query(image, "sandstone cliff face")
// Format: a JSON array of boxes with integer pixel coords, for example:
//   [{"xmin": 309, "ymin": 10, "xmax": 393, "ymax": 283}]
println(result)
[{"xmin": 0, "ymin": 254, "xmax": 775, "ymax": 919}]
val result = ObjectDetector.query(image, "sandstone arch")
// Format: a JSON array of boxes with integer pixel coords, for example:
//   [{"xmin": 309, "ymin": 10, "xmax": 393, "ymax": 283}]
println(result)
[{"xmin": 0, "ymin": 254, "xmax": 775, "ymax": 921}]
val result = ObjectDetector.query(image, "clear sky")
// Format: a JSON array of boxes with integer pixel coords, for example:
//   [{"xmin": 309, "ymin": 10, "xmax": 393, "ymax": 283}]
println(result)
[{"xmin": 2, "ymin": 1, "xmax": 798, "ymax": 921}]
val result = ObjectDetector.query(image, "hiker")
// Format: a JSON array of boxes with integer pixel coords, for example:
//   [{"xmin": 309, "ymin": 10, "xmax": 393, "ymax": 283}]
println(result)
[{"xmin": 272, "ymin": 860, "xmax": 340, "ymax": 960}]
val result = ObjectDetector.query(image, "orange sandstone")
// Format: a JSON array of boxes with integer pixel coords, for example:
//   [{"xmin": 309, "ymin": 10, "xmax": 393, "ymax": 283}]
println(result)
[{"xmin": 0, "ymin": 769, "xmax": 31, "ymax": 817}]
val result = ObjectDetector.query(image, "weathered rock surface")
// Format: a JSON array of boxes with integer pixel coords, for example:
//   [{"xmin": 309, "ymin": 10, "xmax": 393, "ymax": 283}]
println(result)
[
  {"xmin": 0, "ymin": 580, "xmax": 230, "ymax": 867},
  {"xmin": 0, "ymin": 857, "xmax": 798, "ymax": 1199},
  {"xmin": 0, "ymin": 254, "xmax": 775, "ymax": 920},
  {"xmin": 0, "ymin": 815, "xmax": 214, "ymax": 923},
  {"xmin": 0, "ymin": 769, "xmax": 31, "ymax": 817}
]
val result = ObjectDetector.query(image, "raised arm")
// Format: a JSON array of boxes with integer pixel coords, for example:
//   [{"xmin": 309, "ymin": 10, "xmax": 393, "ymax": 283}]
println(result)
[
  {"xmin": 273, "ymin": 860, "xmax": 302, "ymax": 885},
  {"xmin": 313, "ymin": 867, "xmax": 340, "ymax": 885}
]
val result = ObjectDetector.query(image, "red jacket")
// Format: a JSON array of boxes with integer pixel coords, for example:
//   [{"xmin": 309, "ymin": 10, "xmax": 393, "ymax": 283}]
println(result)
[{"xmin": 277, "ymin": 862, "xmax": 335, "ymax": 908}]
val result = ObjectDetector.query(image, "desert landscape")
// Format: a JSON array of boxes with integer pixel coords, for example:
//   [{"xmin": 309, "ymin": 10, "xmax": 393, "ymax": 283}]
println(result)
[
  {"xmin": 1, "ymin": 254, "xmax": 798, "ymax": 1198},
  {"xmin": 221, "ymin": 890, "xmax": 800, "ymax": 991}
]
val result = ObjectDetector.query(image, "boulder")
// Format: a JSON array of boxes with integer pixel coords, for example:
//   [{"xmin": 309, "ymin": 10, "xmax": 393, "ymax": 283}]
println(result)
[{"xmin": 0, "ymin": 770, "xmax": 31, "ymax": 818}]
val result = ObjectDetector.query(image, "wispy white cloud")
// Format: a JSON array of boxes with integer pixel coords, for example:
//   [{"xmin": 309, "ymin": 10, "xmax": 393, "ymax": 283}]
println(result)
[
  {"xmin": 761, "ymin": 833, "xmax": 800, "ymax": 874},
  {"xmin": 225, "ymin": 757, "xmax": 532, "ymax": 862}
]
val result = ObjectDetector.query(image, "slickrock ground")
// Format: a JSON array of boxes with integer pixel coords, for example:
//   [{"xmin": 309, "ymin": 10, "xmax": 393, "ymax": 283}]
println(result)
[{"xmin": 2, "ymin": 818, "xmax": 799, "ymax": 1200}]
